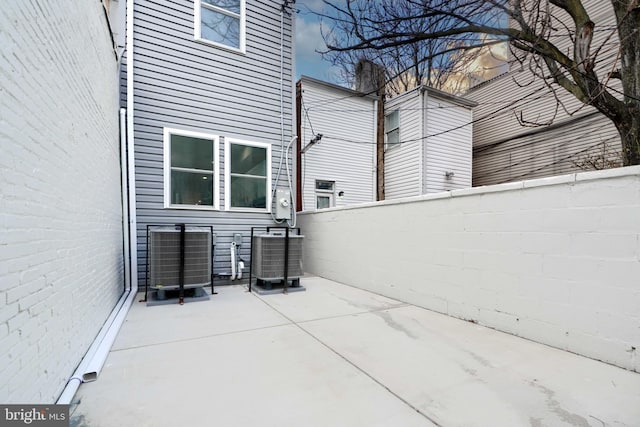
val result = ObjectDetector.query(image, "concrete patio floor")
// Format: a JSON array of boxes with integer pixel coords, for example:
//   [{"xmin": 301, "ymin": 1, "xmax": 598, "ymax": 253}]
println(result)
[{"xmin": 70, "ymin": 276, "xmax": 640, "ymax": 427}]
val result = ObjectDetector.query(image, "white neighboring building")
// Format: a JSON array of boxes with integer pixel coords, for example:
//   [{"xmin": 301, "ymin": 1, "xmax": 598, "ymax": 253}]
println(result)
[
  {"xmin": 385, "ymin": 86, "xmax": 476, "ymax": 199},
  {"xmin": 296, "ymin": 77, "xmax": 476, "ymax": 210},
  {"xmin": 296, "ymin": 77, "xmax": 378, "ymax": 211}
]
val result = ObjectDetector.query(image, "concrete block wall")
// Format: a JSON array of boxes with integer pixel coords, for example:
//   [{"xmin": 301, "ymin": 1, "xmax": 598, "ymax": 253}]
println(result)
[
  {"xmin": 298, "ymin": 166, "xmax": 640, "ymax": 371},
  {"xmin": 0, "ymin": 1, "xmax": 124, "ymax": 402}
]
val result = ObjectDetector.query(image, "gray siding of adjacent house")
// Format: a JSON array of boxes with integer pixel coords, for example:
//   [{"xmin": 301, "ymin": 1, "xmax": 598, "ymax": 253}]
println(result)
[
  {"xmin": 466, "ymin": 0, "xmax": 622, "ymax": 186},
  {"xmin": 298, "ymin": 77, "xmax": 377, "ymax": 211},
  {"xmin": 126, "ymin": 0, "xmax": 294, "ymax": 285},
  {"xmin": 472, "ymin": 112, "xmax": 621, "ymax": 186}
]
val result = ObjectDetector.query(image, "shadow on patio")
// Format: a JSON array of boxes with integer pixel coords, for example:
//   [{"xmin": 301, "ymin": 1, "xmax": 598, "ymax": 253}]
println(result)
[{"xmin": 70, "ymin": 276, "xmax": 640, "ymax": 427}]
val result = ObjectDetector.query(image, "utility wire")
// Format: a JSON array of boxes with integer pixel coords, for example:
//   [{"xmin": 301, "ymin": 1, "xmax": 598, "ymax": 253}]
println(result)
[{"xmin": 301, "ymin": 84, "xmax": 552, "ymax": 147}]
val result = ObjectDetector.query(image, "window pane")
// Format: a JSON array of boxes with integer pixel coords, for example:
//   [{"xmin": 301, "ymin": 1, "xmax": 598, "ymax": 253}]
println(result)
[
  {"xmin": 230, "ymin": 144, "xmax": 267, "ymax": 176},
  {"xmin": 230, "ymin": 176, "xmax": 266, "ymax": 208},
  {"xmin": 315, "ymin": 180, "xmax": 334, "ymax": 191},
  {"xmin": 317, "ymin": 196, "xmax": 330, "ymax": 209},
  {"xmin": 387, "ymin": 129, "xmax": 400, "ymax": 145},
  {"xmin": 385, "ymin": 111, "xmax": 399, "ymax": 129},
  {"xmin": 171, "ymin": 170, "xmax": 214, "ymax": 206},
  {"xmin": 171, "ymin": 134, "xmax": 214, "ymax": 171},
  {"xmin": 202, "ymin": 0, "xmax": 241, "ymax": 14},
  {"xmin": 201, "ymin": 7, "xmax": 240, "ymax": 48}
]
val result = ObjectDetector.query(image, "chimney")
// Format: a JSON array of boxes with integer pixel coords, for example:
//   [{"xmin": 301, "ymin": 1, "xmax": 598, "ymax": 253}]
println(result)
[{"xmin": 355, "ymin": 59, "xmax": 385, "ymax": 95}]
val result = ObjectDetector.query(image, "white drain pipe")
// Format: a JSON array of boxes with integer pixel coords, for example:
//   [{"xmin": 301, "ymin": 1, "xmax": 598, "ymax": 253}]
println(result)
[
  {"xmin": 237, "ymin": 261, "xmax": 244, "ymax": 280},
  {"xmin": 230, "ymin": 242, "xmax": 237, "ymax": 281},
  {"xmin": 58, "ymin": 0, "xmax": 138, "ymax": 401},
  {"xmin": 57, "ymin": 107, "xmax": 138, "ymax": 403}
]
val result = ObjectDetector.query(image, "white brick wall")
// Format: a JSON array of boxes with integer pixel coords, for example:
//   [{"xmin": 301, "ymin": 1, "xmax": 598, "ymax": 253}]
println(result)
[
  {"xmin": 298, "ymin": 166, "xmax": 640, "ymax": 371},
  {"xmin": 0, "ymin": 1, "xmax": 124, "ymax": 402}
]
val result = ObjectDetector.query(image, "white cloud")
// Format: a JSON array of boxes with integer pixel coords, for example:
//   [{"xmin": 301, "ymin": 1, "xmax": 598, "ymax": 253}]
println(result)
[
  {"xmin": 293, "ymin": 1, "xmax": 354, "ymax": 83},
  {"xmin": 295, "ymin": 18, "xmax": 326, "ymax": 60}
]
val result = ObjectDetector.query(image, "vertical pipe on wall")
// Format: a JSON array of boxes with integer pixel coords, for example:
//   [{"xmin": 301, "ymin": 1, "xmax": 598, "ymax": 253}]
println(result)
[
  {"xmin": 57, "ymin": 1, "xmax": 139, "ymax": 399},
  {"xmin": 372, "ymin": 99, "xmax": 378, "ymax": 201},
  {"xmin": 120, "ymin": 108, "xmax": 131, "ymax": 291},
  {"xmin": 126, "ymin": 0, "xmax": 138, "ymax": 287},
  {"xmin": 279, "ymin": 4, "xmax": 285, "ymax": 190}
]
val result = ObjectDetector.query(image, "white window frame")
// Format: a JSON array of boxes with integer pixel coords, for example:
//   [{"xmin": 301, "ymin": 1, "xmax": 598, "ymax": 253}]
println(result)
[
  {"xmin": 225, "ymin": 138, "xmax": 272, "ymax": 212},
  {"xmin": 315, "ymin": 180, "xmax": 335, "ymax": 210},
  {"xmin": 194, "ymin": 0, "xmax": 246, "ymax": 53},
  {"xmin": 163, "ymin": 128, "xmax": 220, "ymax": 210},
  {"xmin": 385, "ymin": 110, "xmax": 400, "ymax": 151}
]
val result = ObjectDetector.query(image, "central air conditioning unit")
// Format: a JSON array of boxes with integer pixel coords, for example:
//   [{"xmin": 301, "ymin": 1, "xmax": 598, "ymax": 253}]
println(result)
[
  {"xmin": 252, "ymin": 232, "xmax": 303, "ymax": 282},
  {"xmin": 149, "ymin": 227, "xmax": 212, "ymax": 290}
]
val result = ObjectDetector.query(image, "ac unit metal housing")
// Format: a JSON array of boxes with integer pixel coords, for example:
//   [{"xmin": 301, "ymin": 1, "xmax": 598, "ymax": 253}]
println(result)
[
  {"xmin": 149, "ymin": 227, "xmax": 212, "ymax": 290},
  {"xmin": 252, "ymin": 233, "xmax": 303, "ymax": 281}
]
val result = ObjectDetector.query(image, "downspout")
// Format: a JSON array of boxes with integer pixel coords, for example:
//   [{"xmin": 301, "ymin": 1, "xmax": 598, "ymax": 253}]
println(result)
[
  {"xmin": 126, "ymin": 0, "xmax": 138, "ymax": 293},
  {"xmin": 120, "ymin": 108, "xmax": 131, "ymax": 291},
  {"xmin": 421, "ymin": 88, "xmax": 427, "ymax": 194},
  {"xmin": 279, "ymin": 1, "xmax": 297, "ymax": 227},
  {"xmin": 295, "ymin": 82, "xmax": 302, "ymax": 212},
  {"xmin": 57, "ymin": 108, "xmax": 134, "ymax": 404},
  {"xmin": 372, "ymin": 98, "xmax": 378, "ymax": 200},
  {"xmin": 230, "ymin": 242, "xmax": 237, "ymax": 281},
  {"xmin": 57, "ymin": 0, "xmax": 138, "ymax": 404}
]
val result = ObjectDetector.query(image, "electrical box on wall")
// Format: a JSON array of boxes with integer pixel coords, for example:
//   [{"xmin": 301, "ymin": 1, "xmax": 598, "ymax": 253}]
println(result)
[{"xmin": 275, "ymin": 189, "xmax": 292, "ymax": 220}]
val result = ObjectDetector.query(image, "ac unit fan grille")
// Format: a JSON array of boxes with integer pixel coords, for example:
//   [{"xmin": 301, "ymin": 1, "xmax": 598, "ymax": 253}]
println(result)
[
  {"xmin": 149, "ymin": 228, "xmax": 212, "ymax": 289},
  {"xmin": 252, "ymin": 234, "xmax": 303, "ymax": 280}
]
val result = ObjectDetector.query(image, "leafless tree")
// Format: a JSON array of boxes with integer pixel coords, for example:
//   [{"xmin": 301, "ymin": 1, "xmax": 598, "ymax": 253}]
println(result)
[
  {"xmin": 318, "ymin": 0, "xmax": 504, "ymax": 95},
  {"xmin": 318, "ymin": 0, "xmax": 640, "ymax": 166}
]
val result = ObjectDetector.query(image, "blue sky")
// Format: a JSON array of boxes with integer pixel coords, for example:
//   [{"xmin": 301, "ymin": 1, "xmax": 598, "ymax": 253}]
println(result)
[
  {"xmin": 294, "ymin": 0, "xmax": 341, "ymax": 82},
  {"xmin": 293, "ymin": 1, "xmax": 509, "ymax": 88}
]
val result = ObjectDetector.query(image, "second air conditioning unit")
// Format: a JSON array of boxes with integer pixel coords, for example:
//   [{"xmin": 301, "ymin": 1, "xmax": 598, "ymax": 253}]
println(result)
[{"xmin": 252, "ymin": 232, "xmax": 303, "ymax": 282}]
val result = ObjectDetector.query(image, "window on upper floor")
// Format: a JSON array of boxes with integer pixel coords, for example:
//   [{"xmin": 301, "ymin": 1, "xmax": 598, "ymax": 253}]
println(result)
[
  {"xmin": 385, "ymin": 110, "xmax": 400, "ymax": 151},
  {"xmin": 194, "ymin": 0, "xmax": 246, "ymax": 53},
  {"xmin": 225, "ymin": 139, "xmax": 271, "ymax": 211},
  {"xmin": 163, "ymin": 128, "xmax": 220, "ymax": 210}
]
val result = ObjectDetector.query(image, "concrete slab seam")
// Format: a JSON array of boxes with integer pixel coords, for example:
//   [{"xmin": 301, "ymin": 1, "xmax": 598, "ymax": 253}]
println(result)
[
  {"xmin": 109, "ymin": 321, "xmax": 293, "ymax": 353},
  {"xmin": 250, "ymin": 292, "xmax": 443, "ymax": 427}
]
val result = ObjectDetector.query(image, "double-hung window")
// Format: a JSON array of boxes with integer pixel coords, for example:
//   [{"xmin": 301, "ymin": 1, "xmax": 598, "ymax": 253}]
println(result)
[
  {"xmin": 385, "ymin": 110, "xmax": 400, "ymax": 151},
  {"xmin": 164, "ymin": 128, "xmax": 220, "ymax": 209},
  {"xmin": 225, "ymin": 139, "xmax": 271, "ymax": 211},
  {"xmin": 195, "ymin": 0, "xmax": 246, "ymax": 52}
]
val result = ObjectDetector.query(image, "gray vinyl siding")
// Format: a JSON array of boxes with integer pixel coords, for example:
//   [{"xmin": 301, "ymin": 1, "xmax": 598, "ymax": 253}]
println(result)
[
  {"xmin": 466, "ymin": 0, "xmax": 622, "ymax": 186},
  {"xmin": 473, "ymin": 113, "xmax": 621, "ymax": 186},
  {"xmin": 385, "ymin": 89, "xmax": 423, "ymax": 199},
  {"xmin": 128, "ymin": 0, "xmax": 294, "ymax": 286},
  {"xmin": 298, "ymin": 77, "xmax": 376, "ymax": 210},
  {"xmin": 424, "ymin": 93, "xmax": 473, "ymax": 193}
]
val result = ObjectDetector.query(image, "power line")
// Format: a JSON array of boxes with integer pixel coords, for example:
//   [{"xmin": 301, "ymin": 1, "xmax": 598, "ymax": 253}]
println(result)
[{"xmin": 302, "ymin": 84, "xmax": 553, "ymax": 147}]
